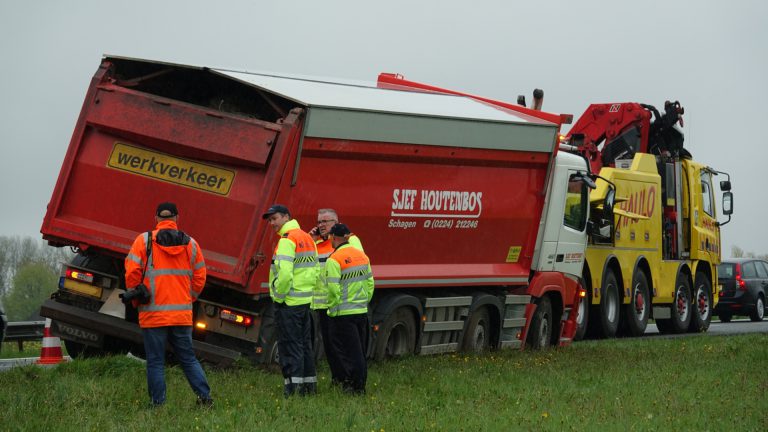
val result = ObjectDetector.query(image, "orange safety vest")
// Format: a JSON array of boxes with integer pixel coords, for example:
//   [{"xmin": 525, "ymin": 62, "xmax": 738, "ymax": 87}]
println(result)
[{"xmin": 125, "ymin": 220, "xmax": 206, "ymax": 328}]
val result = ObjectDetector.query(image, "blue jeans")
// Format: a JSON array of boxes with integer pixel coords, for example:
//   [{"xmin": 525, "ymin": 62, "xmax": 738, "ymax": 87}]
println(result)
[{"xmin": 142, "ymin": 326, "xmax": 210, "ymax": 405}]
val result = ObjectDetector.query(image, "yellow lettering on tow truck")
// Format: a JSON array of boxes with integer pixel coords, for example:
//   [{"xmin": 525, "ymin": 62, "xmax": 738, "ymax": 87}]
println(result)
[{"xmin": 107, "ymin": 142, "xmax": 236, "ymax": 196}]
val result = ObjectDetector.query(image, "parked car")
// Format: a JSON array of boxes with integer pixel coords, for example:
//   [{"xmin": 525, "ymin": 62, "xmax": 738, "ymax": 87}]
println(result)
[
  {"xmin": 716, "ymin": 258, "xmax": 768, "ymax": 322},
  {"xmin": 0, "ymin": 298, "xmax": 6, "ymax": 352}
]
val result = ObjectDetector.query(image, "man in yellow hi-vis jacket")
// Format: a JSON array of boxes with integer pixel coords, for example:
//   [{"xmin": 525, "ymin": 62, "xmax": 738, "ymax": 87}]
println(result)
[
  {"xmin": 263, "ymin": 204, "xmax": 319, "ymax": 397},
  {"xmin": 325, "ymin": 223, "xmax": 374, "ymax": 394}
]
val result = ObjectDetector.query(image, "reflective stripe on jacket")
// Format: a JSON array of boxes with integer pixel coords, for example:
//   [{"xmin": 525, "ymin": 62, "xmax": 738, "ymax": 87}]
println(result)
[
  {"xmin": 326, "ymin": 243, "xmax": 374, "ymax": 317},
  {"xmin": 269, "ymin": 219, "xmax": 318, "ymax": 306},
  {"xmin": 312, "ymin": 235, "xmax": 365, "ymax": 310},
  {"xmin": 124, "ymin": 220, "xmax": 206, "ymax": 328}
]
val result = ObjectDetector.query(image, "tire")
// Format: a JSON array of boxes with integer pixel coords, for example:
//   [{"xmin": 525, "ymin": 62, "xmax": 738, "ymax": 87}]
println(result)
[
  {"xmin": 595, "ymin": 269, "xmax": 620, "ymax": 338},
  {"xmin": 660, "ymin": 273, "xmax": 692, "ymax": 334},
  {"xmin": 718, "ymin": 313, "xmax": 732, "ymax": 323},
  {"xmin": 622, "ymin": 271, "xmax": 650, "ymax": 337},
  {"xmin": 689, "ymin": 272, "xmax": 713, "ymax": 332},
  {"xmin": 526, "ymin": 296, "xmax": 553, "ymax": 349},
  {"xmin": 462, "ymin": 308, "xmax": 491, "ymax": 352},
  {"xmin": 749, "ymin": 295, "xmax": 765, "ymax": 322},
  {"xmin": 373, "ymin": 308, "xmax": 417, "ymax": 361}
]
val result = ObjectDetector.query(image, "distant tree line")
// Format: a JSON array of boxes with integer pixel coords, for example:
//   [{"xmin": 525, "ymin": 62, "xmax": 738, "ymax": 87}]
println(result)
[
  {"xmin": 0, "ymin": 236, "xmax": 73, "ymax": 321},
  {"xmin": 730, "ymin": 245, "xmax": 768, "ymax": 261}
]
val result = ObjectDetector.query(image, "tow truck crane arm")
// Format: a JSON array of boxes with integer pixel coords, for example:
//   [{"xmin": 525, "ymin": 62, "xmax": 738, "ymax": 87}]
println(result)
[{"xmin": 565, "ymin": 101, "xmax": 688, "ymax": 173}]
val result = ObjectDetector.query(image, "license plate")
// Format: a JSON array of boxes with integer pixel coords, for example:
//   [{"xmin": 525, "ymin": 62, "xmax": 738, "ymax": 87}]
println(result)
[
  {"xmin": 63, "ymin": 278, "xmax": 102, "ymax": 298},
  {"xmin": 52, "ymin": 321, "xmax": 103, "ymax": 347}
]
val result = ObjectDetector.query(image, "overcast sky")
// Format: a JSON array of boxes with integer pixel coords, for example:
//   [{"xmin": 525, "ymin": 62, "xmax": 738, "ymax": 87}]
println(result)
[{"xmin": 0, "ymin": 0, "xmax": 765, "ymax": 256}]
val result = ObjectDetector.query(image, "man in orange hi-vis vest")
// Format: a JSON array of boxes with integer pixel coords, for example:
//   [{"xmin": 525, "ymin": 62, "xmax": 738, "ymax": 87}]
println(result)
[{"xmin": 124, "ymin": 202, "xmax": 212, "ymax": 408}]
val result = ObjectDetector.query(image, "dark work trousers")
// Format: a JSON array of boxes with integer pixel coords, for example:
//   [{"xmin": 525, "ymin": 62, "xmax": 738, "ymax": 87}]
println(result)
[
  {"xmin": 317, "ymin": 311, "xmax": 344, "ymax": 384},
  {"xmin": 274, "ymin": 303, "xmax": 316, "ymax": 395},
  {"xmin": 328, "ymin": 313, "xmax": 368, "ymax": 394}
]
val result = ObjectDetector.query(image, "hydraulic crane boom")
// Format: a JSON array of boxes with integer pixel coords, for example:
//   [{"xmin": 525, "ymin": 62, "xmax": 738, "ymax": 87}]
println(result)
[{"xmin": 565, "ymin": 101, "xmax": 688, "ymax": 173}]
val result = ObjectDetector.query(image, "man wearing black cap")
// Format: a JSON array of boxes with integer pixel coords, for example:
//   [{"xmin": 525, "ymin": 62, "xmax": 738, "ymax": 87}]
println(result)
[
  {"xmin": 324, "ymin": 223, "xmax": 374, "ymax": 394},
  {"xmin": 262, "ymin": 204, "xmax": 318, "ymax": 396},
  {"xmin": 124, "ymin": 202, "xmax": 212, "ymax": 408}
]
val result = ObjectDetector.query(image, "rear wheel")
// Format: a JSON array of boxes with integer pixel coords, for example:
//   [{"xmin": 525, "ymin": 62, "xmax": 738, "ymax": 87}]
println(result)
[
  {"xmin": 749, "ymin": 295, "xmax": 765, "ymax": 322},
  {"xmin": 595, "ymin": 270, "xmax": 620, "ymax": 338},
  {"xmin": 573, "ymin": 290, "xmax": 589, "ymax": 341},
  {"xmin": 527, "ymin": 296, "xmax": 553, "ymax": 349},
  {"xmin": 658, "ymin": 273, "xmax": 691, "ymax": 334},
  {"xmin": 374, "ymin": 308, "xmax": 417, "ymax": 360},
  {"xmin": 623, "ymin": 271, "xmax": 650, "ymax": 336},
  {"xmin": 462, "ymin": 308, "xmax": 491, "ymax": 352},
  {"xmin": 689, "ymin": 272, "xmax": 713, "ymax": 332}
]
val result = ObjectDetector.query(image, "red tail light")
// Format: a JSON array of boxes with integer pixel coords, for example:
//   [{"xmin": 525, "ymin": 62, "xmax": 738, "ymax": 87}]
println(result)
[
  {"xmin": 735, "ymin": 264, "xmax": 747, "ymax": 291},
  {"xmin": 220, "ymin": 309, "xmax": 253, "ymax": 327},
  {"xmin": 65, "ymin": 268, "xmax": 94, "ymax": 284}
]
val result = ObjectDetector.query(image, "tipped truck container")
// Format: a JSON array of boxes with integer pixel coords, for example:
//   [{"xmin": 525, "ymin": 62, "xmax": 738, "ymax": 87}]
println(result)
[{"xmin": 40, "ymin": 56, "xmax": 597, "ymax": 364}]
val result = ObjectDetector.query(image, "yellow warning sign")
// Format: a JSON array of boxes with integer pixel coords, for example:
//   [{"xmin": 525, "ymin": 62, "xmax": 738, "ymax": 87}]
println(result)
[
  {"xmin": 107, "ymin": 142, "xmax": 235, "ymax": 196},
  {"xmin": 506, "ymin": 246, "xmax": 522, "ymax": 263}
]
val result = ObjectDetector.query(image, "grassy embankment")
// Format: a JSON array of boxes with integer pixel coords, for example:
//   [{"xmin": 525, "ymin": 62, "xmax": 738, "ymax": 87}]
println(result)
[{"xmin": 1, "ymin": 334, "xmax": 767, "ymax": 431}]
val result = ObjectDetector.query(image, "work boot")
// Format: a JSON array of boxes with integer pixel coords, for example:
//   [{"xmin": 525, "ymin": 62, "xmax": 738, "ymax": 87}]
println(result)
[
  {"xmin": 299, "ymin": 382, "xmax": 317, "ymax": 396},
  {"xmin": 196, "ymin": 396, "xmax": 214, "ymax": 408},
  {"xmin": 283, "ymin": 383, "xmax": 297, "ymax": 398}
]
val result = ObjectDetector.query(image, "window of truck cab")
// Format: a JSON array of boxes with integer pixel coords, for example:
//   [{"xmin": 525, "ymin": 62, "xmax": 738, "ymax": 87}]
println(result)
[
  {"xmin": 700, "ymin": 171, "xmax": 714, "ymax": 216},
  {"xmin": 564, "ymin": 174, "xmax": 588, "ymax": 231}
]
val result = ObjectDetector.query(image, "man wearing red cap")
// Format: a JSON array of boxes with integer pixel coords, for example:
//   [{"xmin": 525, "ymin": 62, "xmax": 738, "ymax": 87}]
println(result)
[{"xmin": 124, "ymin": 202, "xmax": 212, "ymax": 408}]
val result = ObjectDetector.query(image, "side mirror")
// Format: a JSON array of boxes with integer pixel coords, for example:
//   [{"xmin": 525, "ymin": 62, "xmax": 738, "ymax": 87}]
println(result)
[
  {"xmin": 720, "ymin": 180, "xmax": 731, "ymax": 191},
  {"xmin": 604, "ymin": 187, "xmax": 616, "ymax": 218},
  {"xmin": 722, "ymin": 191, "xmax": 733, "ymax": 215}
]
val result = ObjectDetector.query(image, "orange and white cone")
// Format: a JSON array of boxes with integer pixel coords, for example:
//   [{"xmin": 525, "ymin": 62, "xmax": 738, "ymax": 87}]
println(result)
[{"xmin": 36, "ymin": 318, "xmax": 65, "ymax": 365}]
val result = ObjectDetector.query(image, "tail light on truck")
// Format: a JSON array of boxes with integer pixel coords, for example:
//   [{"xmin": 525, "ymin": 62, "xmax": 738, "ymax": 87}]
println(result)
[{"xmin": 60, "ymin": 265, "xmax": 115, "ymax": 299}]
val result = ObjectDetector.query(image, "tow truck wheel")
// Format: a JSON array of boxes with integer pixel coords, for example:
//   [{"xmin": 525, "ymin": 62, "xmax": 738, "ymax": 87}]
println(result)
[
  {"xmin": 462, "ymin": 307, "xmax": 491, "ymax": 352},
  {"xmin": 623, "ymin": 271, "xmax": 650, "ymax": 337},
  {"xmin": 666, "ymin": 273, "xmax": 692, "ymax": 334},
  {"xmin": 596, "ymin": 270, "xmax": 620, "ymax": 338},
  {"xmin": 374, "ymin": 308, "xmax": 417, "ymax": 360},
  {"xmin": 689, "ymin": 272, "xmax": 713, "ymax": 332},
  {"xmin": 527, "ymin": 296, "xmax": 553, "ymax": 349}
]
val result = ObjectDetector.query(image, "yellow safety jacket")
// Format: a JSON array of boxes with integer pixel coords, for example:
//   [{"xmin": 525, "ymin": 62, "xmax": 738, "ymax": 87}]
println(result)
[
  {"xmin": 312, "ymin": 235, "xmax": 364, "ymax": 310},
  {"xmin": 325, "ymin": 243, "xmax": 374, "ymax": 317},
  {"xmin": 269, "ymin": 219, "xmax": 318, "ymax": 306}
]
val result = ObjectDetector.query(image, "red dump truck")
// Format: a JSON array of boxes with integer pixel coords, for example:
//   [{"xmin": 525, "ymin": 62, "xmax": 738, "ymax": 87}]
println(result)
[{"xmin": 40, "ymin": 56, "xmax": 602, "ymax": 365}]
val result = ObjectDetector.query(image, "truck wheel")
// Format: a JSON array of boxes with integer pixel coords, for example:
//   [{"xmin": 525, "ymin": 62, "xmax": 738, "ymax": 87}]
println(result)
[
  {"xmin": 526, "ymin": 296, "xmax": 553, "ymax": 349},
  {"xmin": 374, "ymin": 308, "xmax": 416, "ymax": 360},
  {"xmin": 595, "ymin": 270, "xmax": 620, "ymax": 338},
  {"xmin": 573, "ymin": 290, "xmax": 589, "ymax": 341},
  {"xmin": 689, "ymin": 272, "xmax": 713, "ymax": 332},
  {"xmin": 667, "ymin": 273, "xmax": 692, "ymax": 334},
  {"xmin": 749, "ymin": 295, "xmax": 765, "ymax": 322},
  {"xmin": 718, "ymin": 313, "xmax": 732, "ymax": 323},
  {"xmin": 462, "ymin": 307, "xmax": 491, "ymax": 352},
  {"xmin": 64, "ymin": 339, "xmax": 98, "ymax": 359},
  {"xmin": 64, "ymin": 336, "xmax": 131, "ymax": 359},
  {"xmin": 622, "ymin": 271, "xmax": 649, "ymax": 337}
]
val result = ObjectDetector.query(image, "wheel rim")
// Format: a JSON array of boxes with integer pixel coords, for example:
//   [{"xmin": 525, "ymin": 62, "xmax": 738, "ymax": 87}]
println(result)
[
  {"xmin": 676, "ymin": 285, "xmax": 689, "ymax": 321},
  {"xmin": 471, "ymin": 320, "xmax": 487, "ymax": 351},
  {"xmin": 577, "ymin": 298, "xmax": 586, "ymax": 326},
  {"xmin": 695, "ymin": 286, "xmax": 710, "ymax": 321},
  {"xmin": 758, "ymin": 298, "xmax": 765, "ymax": 319},
  {"xmin": 633, "ymin": 282, "xmax": 647, "ymax": 319},
  {"xmin": 386, "ymin": 322, "xmax": 408, "ymax": 356},
  {"xmin": 537, "ymin": 312, "xmax": 550, "ymax": 348},
  {"xmin": 606, "ymin": 283, "xmax": 618, "ymax": 322}
]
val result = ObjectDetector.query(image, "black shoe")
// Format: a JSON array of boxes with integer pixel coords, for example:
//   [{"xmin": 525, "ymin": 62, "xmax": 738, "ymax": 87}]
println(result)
[
  {"xmin": 196, "ymin": 396, "xmax": 214, "ymax": 408},
  {"xmin": 299, "ymin": 382, "xmax": 317, "ymax": 396},
  {"xmin": 147, "ymin": 401, "xmax": 164, "ymax": 409},
  {"xmin": 284, "ymin": 383, "xmax": 297, "ymax": 398}
]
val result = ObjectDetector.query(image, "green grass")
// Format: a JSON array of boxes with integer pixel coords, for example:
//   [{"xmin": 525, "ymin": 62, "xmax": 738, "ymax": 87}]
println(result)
[{"xmin": 1, "ymin": 334, "xmax": 767, "ymax": 431}]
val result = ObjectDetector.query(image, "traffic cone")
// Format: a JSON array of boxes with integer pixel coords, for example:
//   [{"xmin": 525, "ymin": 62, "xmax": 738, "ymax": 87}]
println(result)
[{"xmin": 36, "ymin": 318, "xmax": 65, "ymax": 365}]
